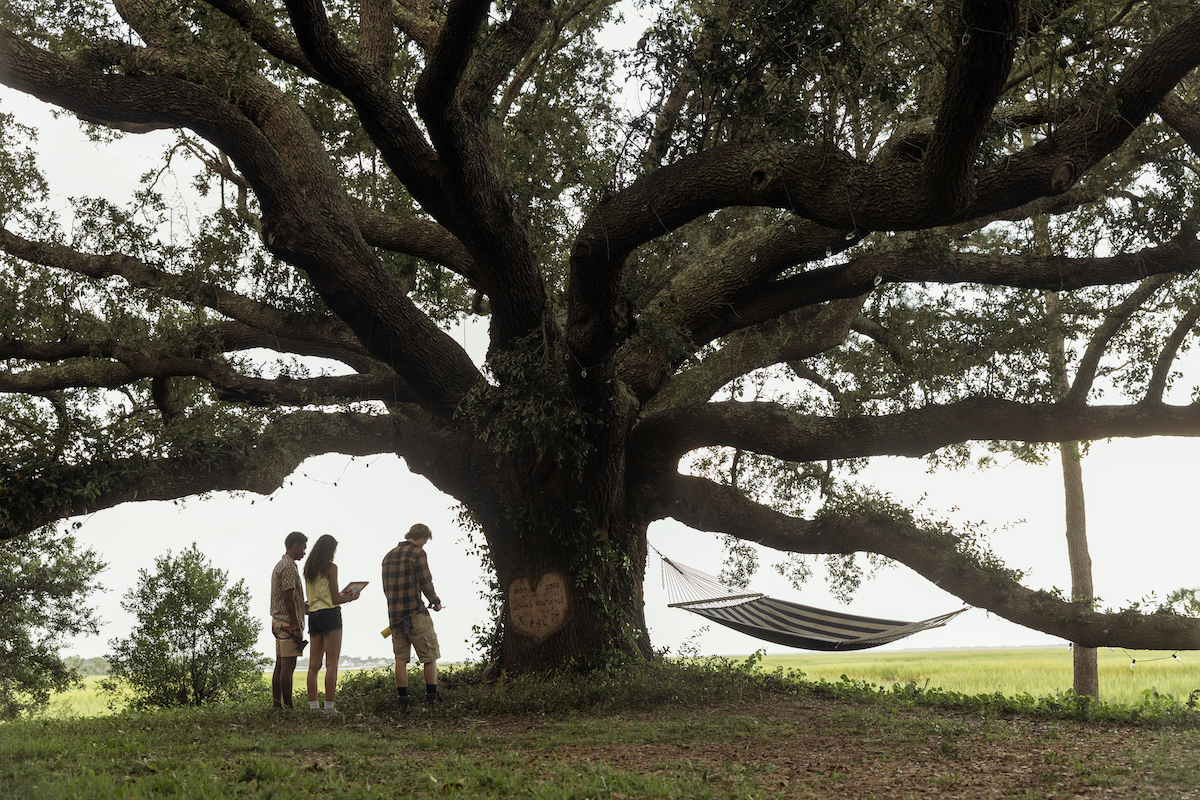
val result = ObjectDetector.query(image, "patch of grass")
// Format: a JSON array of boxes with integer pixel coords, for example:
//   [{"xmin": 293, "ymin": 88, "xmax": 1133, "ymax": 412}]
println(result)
[
  {"xmin": 1, "ymin": 700, "xmax": 783, "ymax": 800},
  {"xmin": 40, "ymin": 675, "xmax": 126, "ymax": 718},
  {"xmin": 336, "ymin": 652, "xmax": 795, "ymax": 719},
  {"xmin": 757, "ymin": 647, "xmax": 1200, "ymax": 707},
  {"xmin": 36, "ymin": 650, "xmax": 1200, "ymax": 728},
  {"xmin": 6, "ymin": 655, "xmax": 1199, "ymax": 799}
]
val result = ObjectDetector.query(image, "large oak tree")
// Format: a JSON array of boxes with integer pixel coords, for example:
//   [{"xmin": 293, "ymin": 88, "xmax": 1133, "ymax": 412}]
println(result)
[{"xmin": 2, "ymin": 0, "xmax": 1200, "ymax": 671}]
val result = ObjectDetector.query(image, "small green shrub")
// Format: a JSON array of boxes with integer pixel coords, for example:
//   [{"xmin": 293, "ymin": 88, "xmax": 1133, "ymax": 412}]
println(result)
[
  {"xmin": 101, "ymin": 544, "xmax": 269, "ymax": 710},
  {"xmin": 335, "ymin": 668, "xmax": 399, "ymax": 716}
]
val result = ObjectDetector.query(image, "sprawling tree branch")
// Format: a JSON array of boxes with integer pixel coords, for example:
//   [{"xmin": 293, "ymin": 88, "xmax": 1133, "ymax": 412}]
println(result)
[
  {"xmin": 633, "ymin": 397, "xmax": 1200, "ymax": 471},
  {"xmin": 973, "ymin": 6, "xmax": 1200, "ymax": 217},
  {"xmin": 2, "ymin": 27, "xmax": 483, "ymax": 416},
  {"xmin": 918, "ymin": 0, "xmax": 1018, "ymax": 213},
  {"xmin": 652, "ymin": 473, "xmax": 1200, "ymax": 649},
  {"xmin": 278, "ymin": 0, "xmax": 448, "ymax": 216},
  {"xmin": 461, "ymin": 1, "xmax": 549, "ymax": 113},
  {"xmin": 665, "ymin": 215, "xmax": 851, "ymax": 333},
  {"xmin": 641, "ymin": 296, "xmax": 868, "ymax": 413},
  {"xmin": 495, "ymin": 0, "xmax": 613, "ymax": 121},
  {"xmin": 403, "ymin": 0, "xmax": 550, "ymax": 349},
  {"xmin": 0, "ymin": 228, "xmax": 371, "ymax": 361},
  {"xmin": 1066, "ymin": 276, "xmax": 1172, "ymax": 405},
  {"xmin": 0, "ymin": 411, "xmax": 397, "ymax": 540},
  {"xmin": 349, "ymin": 201, "xmax": 481, "ymax": 284},
  {"xmin": 1158, "ymin": 90, "xmax": 1200, "ymax": 155},
  {"xmin": 1146, "ymin": 301, "xmax": 1200, "ymax": 404},
  {"xmin": 386, "ymin": 0, "xmax": 443, "ymax": 51},
  {"xmin": 357, "ymin": 0, "xmax": 395, "ymax": 75},
  {"xmin": 0, "ymin": 342, "xmax": 413, "ymax": 406},
  {"xmin": 201, "ymin": 0, "xmax": 320, "ymax": 76},
  {"xmin": 576, "ymin": 7, "xmax": 1200, "ymax": 313},
  {"xmin": 718, "ymin": 230, "xmax": 1200, "ymax": 336},
  {"xmin": 413, "ymin": 0, "xmax": 490, "ymax": 140}
]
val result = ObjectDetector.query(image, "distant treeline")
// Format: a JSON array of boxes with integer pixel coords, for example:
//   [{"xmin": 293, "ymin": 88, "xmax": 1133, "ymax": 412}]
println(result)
[
  {"xmin": 338, "ymin": 656, "xmax": 392, "ymax": 669},
  {"xmin": 63, "ymin": 654, "xmax": 389, "ymax": 676},
  {"xmin": 64, "ymin": 656, "xmax": 111, "ymax": 676}
]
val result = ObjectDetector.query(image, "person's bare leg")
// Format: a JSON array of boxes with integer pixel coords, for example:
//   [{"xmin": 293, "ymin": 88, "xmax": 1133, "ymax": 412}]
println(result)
[
  {"xmin": 324, "ymin": 628, "xmax": 343, "ymax": 707},
  {"xmin": 272, "ymin": 656, "xmax": 285, "ymax": 708},
  {"xmin": 278, "ymin": 655, "xmax": 298, "ymax": 708},
  {"xmin": 307, "ymin": 632, "xmax": 326, "ymax": 705}
]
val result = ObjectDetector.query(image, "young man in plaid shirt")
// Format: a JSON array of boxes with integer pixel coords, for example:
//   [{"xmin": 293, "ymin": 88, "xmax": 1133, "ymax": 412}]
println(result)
[{"xmin": 382, "ymin": 523, "xmax": 443, "ymax": 711}]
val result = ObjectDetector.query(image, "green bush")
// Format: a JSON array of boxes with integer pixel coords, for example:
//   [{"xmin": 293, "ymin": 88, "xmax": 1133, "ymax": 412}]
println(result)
[
  {"xmin": 336, "ymin": 668, "xmax": 400, "ymax": 716},
  {"xmin": 101, "ymin": 543, "xmax": 269, "ymax": 709}
]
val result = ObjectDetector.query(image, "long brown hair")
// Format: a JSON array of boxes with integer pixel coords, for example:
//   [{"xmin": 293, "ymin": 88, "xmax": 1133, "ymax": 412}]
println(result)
[{"xmin": 303, "ymin": 534, "xmax": 337, "ymax": 582}]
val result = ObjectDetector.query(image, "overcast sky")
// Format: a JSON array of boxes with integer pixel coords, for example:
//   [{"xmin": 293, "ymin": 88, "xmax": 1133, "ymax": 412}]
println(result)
[{"xmin": 3, "ymin": 79, "xmax": 1200, "ymax": 677}]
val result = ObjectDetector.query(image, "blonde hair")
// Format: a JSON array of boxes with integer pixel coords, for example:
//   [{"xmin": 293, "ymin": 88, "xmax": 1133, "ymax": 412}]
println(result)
[{"xmin": 405, "ymin": 523, "xmax": 432, "ymax": 542}]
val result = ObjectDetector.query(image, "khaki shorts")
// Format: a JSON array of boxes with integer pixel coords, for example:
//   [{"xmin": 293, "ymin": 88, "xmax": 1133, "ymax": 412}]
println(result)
[
  {"xmin": 392, "ymin": 613, "xmax": 441, "ymax": 665},
  {"xmin": 272, "ymin": 620, "xmax": 305, "ymax": 658}
]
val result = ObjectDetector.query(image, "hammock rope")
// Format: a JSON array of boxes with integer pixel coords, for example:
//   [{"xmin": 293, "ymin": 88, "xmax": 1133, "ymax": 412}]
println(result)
[
  {"xmin": 660, "ymin": 555, "xmax": 766, "ymax": 608},
  {"xmin": 658, "ymin": 552, "xmax": 967, "ymax": 652}
]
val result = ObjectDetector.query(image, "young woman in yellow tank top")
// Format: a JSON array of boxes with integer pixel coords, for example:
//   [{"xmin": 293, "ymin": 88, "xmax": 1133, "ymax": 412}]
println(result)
[{"xmin": 302, "ymin": 534, "xmax": 359, "ymax": 712}]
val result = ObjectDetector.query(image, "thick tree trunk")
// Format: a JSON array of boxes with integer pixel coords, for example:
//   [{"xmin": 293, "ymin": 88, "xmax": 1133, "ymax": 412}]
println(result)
[
  {"xmin": 484, "ymin": 509, "xmax": 653, "ymax": 671},
  {"xmin": 471, "ymin": 404, "xmax": 654, "ymax": 672}
]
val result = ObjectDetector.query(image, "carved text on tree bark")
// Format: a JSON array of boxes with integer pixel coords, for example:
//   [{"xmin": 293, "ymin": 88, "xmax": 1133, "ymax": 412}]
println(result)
[{"xmin": 508, "ymin": 571, "xmax": 570, "ymax": 642}]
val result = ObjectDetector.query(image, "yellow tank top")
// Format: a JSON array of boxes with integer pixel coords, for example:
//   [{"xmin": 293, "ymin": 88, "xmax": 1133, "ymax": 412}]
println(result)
[{"xmin": 306, "ymin": 573, "xmax": 335, "ymax": 612}]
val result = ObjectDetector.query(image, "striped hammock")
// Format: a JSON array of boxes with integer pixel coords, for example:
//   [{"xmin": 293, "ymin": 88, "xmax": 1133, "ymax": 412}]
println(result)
[{"xmin": 661, "ymin": 555, "xmax": 966, "ymax": 652}]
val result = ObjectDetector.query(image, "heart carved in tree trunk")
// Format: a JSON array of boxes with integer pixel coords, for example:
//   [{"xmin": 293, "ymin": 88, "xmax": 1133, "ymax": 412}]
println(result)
[{"xmin": 509, "ymin": 570, "xmax": 570, "ymax": 641}]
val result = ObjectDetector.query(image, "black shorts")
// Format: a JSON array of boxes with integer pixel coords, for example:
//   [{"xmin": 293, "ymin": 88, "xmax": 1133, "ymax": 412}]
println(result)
[{"xmin": 308, "ymin": 607, "xmax": 342, "ymax": 635}]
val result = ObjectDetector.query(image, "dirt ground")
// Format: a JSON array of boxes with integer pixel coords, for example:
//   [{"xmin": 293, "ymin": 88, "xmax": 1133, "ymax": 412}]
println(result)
[{"xmin": 388, "ymin": 694, "xmax": 1200, "ymax": 799}]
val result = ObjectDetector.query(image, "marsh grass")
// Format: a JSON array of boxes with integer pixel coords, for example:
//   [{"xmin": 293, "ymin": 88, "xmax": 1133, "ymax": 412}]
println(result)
[
  {"xmin": 43, "ymin": 676, "xmax": 127, "ymax": 718},
  {"xmin": 756, "ymin": 647, "xmax": 1200, "ymax": 707}
]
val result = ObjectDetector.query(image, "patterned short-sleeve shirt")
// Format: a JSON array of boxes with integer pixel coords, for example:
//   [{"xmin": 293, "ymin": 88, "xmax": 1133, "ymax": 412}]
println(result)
[{"xmin": 270, "ymin": 554, "xmax": 305, "ymax": 624}]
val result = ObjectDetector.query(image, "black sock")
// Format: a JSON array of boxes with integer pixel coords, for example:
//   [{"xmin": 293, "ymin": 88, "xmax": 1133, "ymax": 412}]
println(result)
[{"xmin": 426, "ymin": 683, "xmax": 438, "ymax": 696}]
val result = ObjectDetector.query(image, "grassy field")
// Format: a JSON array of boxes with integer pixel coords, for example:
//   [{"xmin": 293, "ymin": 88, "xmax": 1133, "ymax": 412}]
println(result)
[
  {"xmin": 44, "ymin": 675, "xmax": 124, "ymax": 718},
  {"xmin": 44, "ymin": 647, "xmax": 1200, "ymax": 719},
  {"xmin": 755, "ymin": 646, "xmax": 1200, "ymax": 707},
  {"xmin": 8, "ymin": 657, "xmax": 1200, "ymax": 799}
]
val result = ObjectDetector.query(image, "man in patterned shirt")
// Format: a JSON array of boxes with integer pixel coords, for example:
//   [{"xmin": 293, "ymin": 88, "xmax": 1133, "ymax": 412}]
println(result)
[
  {"xmin": 270, "ymin": 531, "xmax": 307, "ymax": 709},
  {"xmin": 382, "ymin": 523, "xmax": 442, "ymax": 711}
]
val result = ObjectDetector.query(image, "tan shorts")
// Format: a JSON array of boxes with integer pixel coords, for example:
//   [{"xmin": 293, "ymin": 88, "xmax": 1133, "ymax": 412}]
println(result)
[
  {"xmin": 272, "ymin": 620, "xmax": 305, "ymax": 658},
  {"xmin": 392, "ymin": 613, "xmax": 441, "ymax": 665}
]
